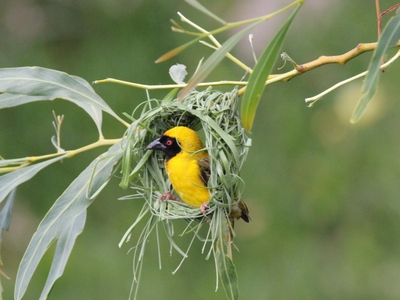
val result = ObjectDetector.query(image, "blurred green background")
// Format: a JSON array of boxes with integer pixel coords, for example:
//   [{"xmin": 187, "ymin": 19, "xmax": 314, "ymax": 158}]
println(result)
[{"xmin": 1, "ymin": 0, "xmax": 400, "ymax": 299}]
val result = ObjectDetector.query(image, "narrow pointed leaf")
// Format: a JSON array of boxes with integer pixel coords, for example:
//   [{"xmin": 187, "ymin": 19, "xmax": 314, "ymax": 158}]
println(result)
[
  {"xmin": 216, "ymin": 250, "xmax": 239, "ymax": 300},
  {"xmin": 0, "ymin": 189, "xmax": 16, "ymax": 264},
  {"xmin": 161, "ymin": 88, "xmax": 179, "ymax": 103},
  {"xmin": 0, "ymin": 93, "xmax": 45, "ymax": 107},
  {"xmin": 0, "ymin": 155, "xmax": 67, "ymax": 204},
  {"xmin": 87, "ymin": 151, "xmax": 123, "ymax": 199},
  {"xmin": 128, "ymin": 151, "xmax": 152, "ymax": 181},
  {"xmin": 0, "ymin": 158, "xmax": 29, "ymax": 169},
  {"xmin": 241, "ymin": 6, "xmax": 301, "ymax": 131},
  {"xmin": 178, "ymin": 21, "xmax": 262, "ymax": 101},
  {"xmin": 39, "ymin": 211, "xmax": 86, "ymax": 300},
  {"xmin": 155, "ymin": 39, "xmax": 199, "ymax": 63},
  {"xmin": 0, "ymin": 67, "xmax": 121, "ymax": 134},
  {"xmin": 350, "ymin": 8, "xmax": 400, "ymax": 123},
  {"xmin": 0, "ymin": 93, "xmax": 102, "ymax": 135},
  {"xmin": 185, "ymin": 0, "xmax": 226, "ymax": 24},
  {"xmin": 0, "ymin": 190, "xmax": 15, "ymax": 232},
  {"xmin": 15, "ymin": 141, "xmax": 124, "ymax": 300}
]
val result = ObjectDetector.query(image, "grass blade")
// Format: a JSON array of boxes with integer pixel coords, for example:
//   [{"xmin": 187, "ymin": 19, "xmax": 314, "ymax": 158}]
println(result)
[
  {"xmin": 241, "ymin": 5, "xmax": 301, "ymax": 131},
  {"xmin": 215, "ymin": 210, "xmax": 238, "ymax": 300}
]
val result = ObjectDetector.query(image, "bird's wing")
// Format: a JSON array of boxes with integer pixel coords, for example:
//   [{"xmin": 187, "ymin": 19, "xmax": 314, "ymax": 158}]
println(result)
[
  {"xmin": 197, "ymin": 158, "xmax": 210, "ymax": 186},
  {"xmin": 198, "ymin": 157, "xmax": 250, "ymax": 223}
]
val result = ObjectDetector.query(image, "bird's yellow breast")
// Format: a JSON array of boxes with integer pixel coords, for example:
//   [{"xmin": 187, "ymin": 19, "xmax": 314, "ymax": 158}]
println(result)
[{"xmin": 165, "ymin": 153, "xmax": 210, "ymax": 207}]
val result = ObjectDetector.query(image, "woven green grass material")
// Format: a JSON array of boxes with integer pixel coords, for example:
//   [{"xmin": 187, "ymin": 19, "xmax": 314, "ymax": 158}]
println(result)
[{"xmin": 125, "ymin": 86, "xmax": 251, "ymax": 220}]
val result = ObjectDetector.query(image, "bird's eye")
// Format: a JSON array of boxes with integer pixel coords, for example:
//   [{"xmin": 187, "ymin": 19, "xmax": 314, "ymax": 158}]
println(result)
[{"xmin": 165, "ymin": 139, "xmax": 173, "ymax": 146}]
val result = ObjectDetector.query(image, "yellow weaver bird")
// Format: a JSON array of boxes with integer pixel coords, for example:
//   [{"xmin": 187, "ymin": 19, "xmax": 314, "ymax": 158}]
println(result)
[{"xmin": 146, "ymin": 126, "xmax": 249, "ymax": 223}]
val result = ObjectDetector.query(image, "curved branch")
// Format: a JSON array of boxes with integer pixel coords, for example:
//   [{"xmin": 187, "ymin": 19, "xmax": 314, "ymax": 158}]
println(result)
[{"xmin": 270, "ymin": 40, "xmax": 400, "ymax": 81}]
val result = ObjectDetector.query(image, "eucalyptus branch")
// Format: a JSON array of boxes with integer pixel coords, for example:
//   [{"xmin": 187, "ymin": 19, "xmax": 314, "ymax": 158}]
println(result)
[
  {"xmin": 96, "ymin": 39, "xmax": 400, "ymax": 96},
  {"xmin": 288, "ymin": 40, "xmax": 400, "ymax": 75},
  {"xmin": 237, "ymin": 40, "xmax": 400, "ymax": 95},
  {"xmin": 0, "ymin": 138, "xmax": 122, "ymax": 173},
  {"xmin": 305, "ymin": 48, "xmax": 400, "ymax": 106},
  {"xmin": 269, "ymin": 40, "xmax": 400, "ymax": 82}
]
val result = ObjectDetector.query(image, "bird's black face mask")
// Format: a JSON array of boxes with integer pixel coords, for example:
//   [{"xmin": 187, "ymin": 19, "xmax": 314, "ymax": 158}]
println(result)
[{"xmin": 146, "ymin": 135, "xmax": 181, "ymax": 161}]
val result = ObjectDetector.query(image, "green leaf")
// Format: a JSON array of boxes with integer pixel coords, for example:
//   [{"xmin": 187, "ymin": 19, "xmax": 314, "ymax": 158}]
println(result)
[
  {"xmin": 119, "ymin": 120, "xmax": 140, "ymax": 189},
  {"xmin": 14, "ymin": 141, "xmax": 124, "ymax": 300},
  {"xmin": 178, "ymin": 20, "xmax": 262, "ymax": 101},
  {"xmin": 0, "ymin": 156, "xmax": 67, "ymax": 203},
  {"xmin": 161, "ymin": 88, "xmax": 179, "ymax": 103},
  {"xmin": 87, "ymin": 152, "xmax": 122, "ymax": 199},
  {"xmin": 0, "ymin": 67, "xmax": 123, "ymax": 135},
  {"xmin": 215, "ymin": 210, "xmax": 239, "ymax": 300},
  {"xmin": 241, "ymin": 5, "xmax": 301, "ymax": 131},
  {"xmin": 39, "ymin": 211, "xmax": 86, "ymax": 300},
  {"xmin": 185, "ymin": 0, "xmax": 226, "ymax": 24},
  {"xmin": 0, "ymin": 158, "xmax": 29, "ymax": 169},
  {"xmin": 0, "ymin": 190, "xmax": 14, "ymax": 232},
  {"xmin": 350, "ymin": 8, "xmax": 400, "ymax": 123},
  {"xmin": 216, "ymin": 250, "xmax": 239, "ymax": 300},
  {"xmin": 0, "ymin": 93, "xmax": 45, "ymax": 107},
  {"xmin": 128, "ymin": 151, "xmax": 152, "ymax": 181},
  {"xmin": 0, "ymin": 189, "xmax": 15, "ymax": 264},
  {"xmin": 155, "ymin": 39, "xmax": 199, "ymax": 63}
]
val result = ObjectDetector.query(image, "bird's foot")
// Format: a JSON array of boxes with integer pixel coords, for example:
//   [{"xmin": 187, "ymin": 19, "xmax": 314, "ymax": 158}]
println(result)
[
  {"xmin": 159, "ymin": 191, "xmax": 182, "ymax": 202},
  {"xmin": 200, "ymin": 202, "xmax": 209, "ymax": 218}
]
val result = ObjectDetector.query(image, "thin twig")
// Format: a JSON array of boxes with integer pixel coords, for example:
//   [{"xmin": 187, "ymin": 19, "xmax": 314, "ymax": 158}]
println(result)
[
  {"xmin": 94, "ymin": 78, "xmax": 247, "ymax": 88},
  {"xmin": 178, "ymin": 12, "xmax": 252, "ymax": 73},
  {"xmin": 376, "ymin": 0, "xmax": 382, "ymax": 38},
  {"xmin": 0, "ymin": 138, "xmax": 122, "ymax": 173},
  {"xmin": 305, "ymin": 49, "xmax": 400, "ymax": 105},
  {"xmin": 156, "ymin": 0, "xmax": 302, "ymax": 63},
  {"xmin": 293, "ymin": 41, "xmax": 400, "ymax": 72},
  {"xmin": 238, "ymin": 41, "xmax": 400, "ymax": 95},
  {"xmin": 380, "ymin": 3, "xmax": 400, "ymax": 28}
]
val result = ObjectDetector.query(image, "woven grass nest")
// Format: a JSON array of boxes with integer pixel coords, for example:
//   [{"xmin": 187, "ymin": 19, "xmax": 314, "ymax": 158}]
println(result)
[
  {"xmin": 123, "ymin": 86, "xmax": 251, "ymax": 220},
  {"xmin": 118, "ymin": 87, "xmax": 250, "ymax": 271}
]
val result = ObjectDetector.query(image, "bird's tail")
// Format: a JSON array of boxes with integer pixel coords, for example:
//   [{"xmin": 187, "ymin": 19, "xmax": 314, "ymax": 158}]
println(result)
[
  {"xmin": 230, "ymin": 200, "xmax": 250, "ymax": 224},
  {"xmin": 225, "ymin": 200, "xmax": 250, "ymax": 258}
]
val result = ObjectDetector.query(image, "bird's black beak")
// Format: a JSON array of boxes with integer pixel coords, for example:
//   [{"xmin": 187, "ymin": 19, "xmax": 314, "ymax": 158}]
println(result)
[{"xmin": 145, "ymin": 138, "xmax": 165, "ymax": 151}]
